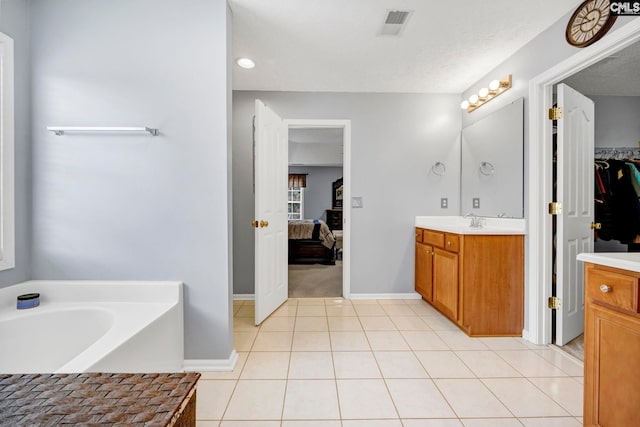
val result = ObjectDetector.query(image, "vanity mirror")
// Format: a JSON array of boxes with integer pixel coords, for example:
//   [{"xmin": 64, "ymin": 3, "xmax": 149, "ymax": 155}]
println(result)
[{"xmin": 460, "ymin": 97, "xmax": 524, "ymax": 218}]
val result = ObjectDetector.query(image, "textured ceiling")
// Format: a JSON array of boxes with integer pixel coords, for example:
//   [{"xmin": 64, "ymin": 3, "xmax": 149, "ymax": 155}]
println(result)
[
  {"xmin": 230, "ymin": 0, "xmax": 579, "ymax": 93},
  {"xmin": 562, "ymin": 41, "xmax": 640, "ymax": 96}
]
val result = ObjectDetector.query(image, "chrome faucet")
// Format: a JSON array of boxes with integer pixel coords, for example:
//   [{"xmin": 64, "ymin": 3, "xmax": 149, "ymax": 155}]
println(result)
[{"xmin": 464, "ymin": 213, "xmax": 482, "ymax": 228}]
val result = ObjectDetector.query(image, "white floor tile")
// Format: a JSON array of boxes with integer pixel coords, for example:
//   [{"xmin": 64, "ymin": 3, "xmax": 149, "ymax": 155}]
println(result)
[
  {"xmin": 327, "ymin": 316, "xmax": 362, "ymax": 331},
  {"xmin": 282, "ymin": 421, "xmax": 342, "ymax": 427},
  {"xmin": 252, "ymin": 331, "xmax": 293, "ymax": 351},
  {"xmin": 326, "ymin": 305, "xmax": 357, "ymax": 317},
  {"xmin": 477, "ymin": 337, "xmax": 530, "ymax": 351},
  {"xmin": 197, "ymin": 421, "xmax": 219, "ymax": 427},
  {"xmin": 295, "ymin": 316, "xmax": 329, "ymax": 331},
  {"xmin": 455, "ymin": 351, "xmax": 522, "ymax": 378},
  {"xmin": 354, "ymin": 304, "xmax": 388, "ymax": 316},
  {"xmin": 359, "ymin": 316, "xmax": 398, "ymax": 331},
  {"xmin": 219, "ymin": 422, "xmax": 280, "ymax": 427},
  {"xmin": 420, "ymin": 315, "xmax": 460, "ymax": 331},
  {"xmin": 297, "ymin": 305, "xmax": 327, "ymax": 316},
  {"xmin": 365, "ymin": 331, "xmax": 410, "ymax": 350},
  {"xmin": 297, "ymin": 297, "xmax": 327, "ymax": 306},
  {"xmin": 233, "ymin": 316, "xmax": 259, "ymax": 332},
  {"xmin": 461, "ymin": 419, "xmax": 523, "ymax": 427},
  {"xmin": 382, "ymin": 304, "xmax": 414, "ymax": 315},
  {"xmin": 272, "ymin": 304, "xmax": 298, "ymax": 317},
  {"xmin": 233, "ymin": 331, "xmax": 258, "ymax": 351},
  {"xmin": 386, "ymin": 379, "xmax": 456, "ymax": 418},
  {"xmin": 435, "ymin": 331, "xmax": 489, "ymax": 351},
  {"xmin": 390, "ymin": 316, "xmax": 432, "ymax": 331},
  {"xmin": 224, "ymin": 380, "xmax": 286, "ymax": 420},
  {"xmin": 519, "ymin": 418, "xmax": 582, "ymax": 427},
  {"xmin": 199, "ymin": 352, "xmax": 248, "ymax": 380},
  {"xmin": 408, "ymin": 303, "xmax": 441, "ymax": 316},
  {"xmin": 333, "ymin": 351, "xmax": 382, "ymax": 378},
  {"xmin": 292, "ymin": 331, "xmax": 332, "ymax": 351},
  {"xmin": 235, "ymin": 306, "xmax": 255, "ymax": 317},
  {"xmin": 325, "ymin": 297, "xmax": 352, "ymax": 306},
  {"xmin": 288, "ymin": 351, "xmax": 335, "ymax": 379},
  {"xmin": 415, "ymin": 351, "xmax": 475, "ymax": 378},
  {"xmin": 434, "ymin": 378, "xmax": 512, "ymax": 418},
  {"xmin": 374, "ymin": 351, "xmax": 428, "ymax": 378},
  {"xmin": 402, "ymin": 420, "xmax": 464, "ymax": 427},
  {"xmin": 482, "ymin": 378, "xmax": 570, "ymax": 417},
  {"xmin": 533, "ymin": 348, "xmax": 584, "ymax": 376},
  {"xmin": 196, "ymin": 379, "xmax": 236, "ymax": 420},
  {"xmin": 527, "ymin": 377, "xmax": 583, "ymax": 416},
  {"xmin": 342, "ymin": 421, "xmax": 403, "ymax": 427},
  {"xmin": 337, "ymin": 379, "xmax": 398, "ymax": 419},
  {"xmin": 240, "ymin": 351, "xmax": 290, "ymax": 379},
  {"xmin": 283, "ymin": 380, "xmax": 340, "ymax": 420},
  {"xmin": 495, "ymin": 350, "xmax": 569, "ymax": 377},
  {"xmin": 330, "ymin": 331, "xmax": 371, "ymax": 351},
  {"xmin": 401, "ymin": 331, "xmax": 449, "ymax": 351},
  {"xmin": 260, "ymin": 316, "xmax": 296, "ymax": 332}
]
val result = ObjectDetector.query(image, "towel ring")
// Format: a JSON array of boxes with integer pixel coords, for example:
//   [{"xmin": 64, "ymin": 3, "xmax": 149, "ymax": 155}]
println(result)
[
  {"xmin": 431, "ymin": 161, "xmax": 446, "ymax": 176},
  {"xmin": 479, "ymin": 161, "xmax": 495, "ymax": 176}
]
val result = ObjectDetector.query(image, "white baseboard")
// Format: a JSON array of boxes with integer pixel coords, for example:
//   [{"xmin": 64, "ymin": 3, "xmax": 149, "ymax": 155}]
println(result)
[
  {"xmin": 183, "ymin": 350, "xmax": 238, "ymax": 372},
  {"xmin": 233, "ymin": 294, "xmax": 255, "ymax": 300},
  {"xmin": 349, "ymin": 292, "xmax": 422, "ymax": 300}
]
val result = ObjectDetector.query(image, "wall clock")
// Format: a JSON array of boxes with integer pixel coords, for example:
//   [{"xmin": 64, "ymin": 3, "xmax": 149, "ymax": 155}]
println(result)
[{"xmin": 566, "ymin": 0, "xmax": 617, "ymax": 48}]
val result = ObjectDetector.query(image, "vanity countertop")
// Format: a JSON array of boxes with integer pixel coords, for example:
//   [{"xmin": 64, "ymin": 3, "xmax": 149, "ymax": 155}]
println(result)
[
  {"xmin": 577, "ymin": 252, "xmax": 640, "ymax": 273},
  {"xmin": 415, "ymin": 216, "xmax": 526, "ymax": 235}
]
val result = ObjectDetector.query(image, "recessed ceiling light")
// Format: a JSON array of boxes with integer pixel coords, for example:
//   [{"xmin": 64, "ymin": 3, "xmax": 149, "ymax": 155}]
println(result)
[{"xmin": 236, "ymin": 57, "xmax": 255, "ymax": 69}]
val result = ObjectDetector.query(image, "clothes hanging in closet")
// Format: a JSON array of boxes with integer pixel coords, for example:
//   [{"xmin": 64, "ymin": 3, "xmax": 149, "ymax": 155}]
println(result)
[{"xmin": 595, "ymin": 159, "xmax": 640, "ymax": 244}]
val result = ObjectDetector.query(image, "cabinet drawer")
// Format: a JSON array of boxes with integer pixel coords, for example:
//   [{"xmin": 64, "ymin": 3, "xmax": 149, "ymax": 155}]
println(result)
[
  {"xmin": 423, "ymin": 230, "xmax": 445, "ymax": 248},
  {"xmin": 445, "ymin": 234, "xmax": 460, "ymax": 253},
  {"xmin": 587, "ymin": 268, "xmax": 639, "ymax": 313},
  {"xmin": 415, "ymin": 228, "xmax": 423, "ymax": 243}
]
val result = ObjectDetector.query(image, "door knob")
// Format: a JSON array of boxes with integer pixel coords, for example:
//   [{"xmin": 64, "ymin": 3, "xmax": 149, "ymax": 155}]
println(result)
[
  {"xmin": 260, "ymin": 220, "xmax": 269, "ymax": 228},
  {"xmin": 251, "ymin": 220, "xmax": 259, "ymax": 228},
  {"xmin": 590, "ymin": 222, "xmax": 602, "ymax": 230}
]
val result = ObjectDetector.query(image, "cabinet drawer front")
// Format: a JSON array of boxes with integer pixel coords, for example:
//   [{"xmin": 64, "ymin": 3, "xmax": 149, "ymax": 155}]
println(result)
[
  {"xmin": 587, "ymin": 268, "xmax": 639, "ymax": 313},
  {"xmin": 415, "ymin": 228, "xmax": 424, "ymax": 243},
  {"xmin": 445, "ymin": 234, "xmax": 460, "ymax": 253},
  {"xmin": 423, "ymin": 230, "xmax": 445, "ymax": 247}
]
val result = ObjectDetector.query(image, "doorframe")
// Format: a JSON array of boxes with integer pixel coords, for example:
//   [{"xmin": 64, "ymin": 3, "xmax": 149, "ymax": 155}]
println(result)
[
  {"xmin": 284, "ymin": 119, "xmax": 352, "ymax": 298},
  {"xmin": 527, "ymin": 19, "xmax": 640, "ymax": 345}
]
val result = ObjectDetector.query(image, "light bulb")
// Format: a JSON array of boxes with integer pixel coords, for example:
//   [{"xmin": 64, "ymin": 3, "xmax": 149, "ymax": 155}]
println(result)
[
  {"xmin": 478, "ymin": 87, "xmax": 489, "ymax": 98},
  {"xmin": 489, "ymin": 80, "xmax": 500, "ymax": 91},
  {"xmin": 236, "ymin": 57, "xmax": 256, "ymax": 69},
  {"xmin": 460, "ymin": 100, "xmax": 470, "ymax": 109},
  {"xmin": 469, "ymin": 94, "xmax": 479, "ymax": 105}
]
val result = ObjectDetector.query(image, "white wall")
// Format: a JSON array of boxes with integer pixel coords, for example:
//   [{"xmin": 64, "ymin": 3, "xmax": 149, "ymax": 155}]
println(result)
[
  {"xmin": 289, "ymin": 166, "xmax": 343, "ymax": 221},
  {"xmin": 592, "ymin": 96, "xmax": 640, "ymax": 148},
  {"xmin": 234, "ymin": 91, "xmax": 461, "ymax": 295},
  {"xmin": 29, "ymin": 0, "xmax": 233, "ymax": 360},
  {"xmin": 290, "ymin": 143, "xmax": 343, "ymax": 166},
  {"xmin": 0, "ymin": 0, "xmax": 30, "ymax": 288}
]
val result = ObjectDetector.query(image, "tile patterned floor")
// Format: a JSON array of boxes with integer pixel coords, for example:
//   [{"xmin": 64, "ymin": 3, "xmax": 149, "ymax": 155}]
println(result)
[{"xmin": 196, "ymin": 298, "xmax": 584, "ymax": 427}]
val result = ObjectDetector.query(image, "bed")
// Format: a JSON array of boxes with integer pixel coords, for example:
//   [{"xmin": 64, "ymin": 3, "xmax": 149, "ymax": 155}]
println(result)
[{"xmin": 288, "ymin": 219, "xmax": 336, "ymax": 265}]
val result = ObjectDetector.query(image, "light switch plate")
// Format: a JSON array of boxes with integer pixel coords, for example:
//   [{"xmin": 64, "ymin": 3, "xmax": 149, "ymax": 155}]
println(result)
[
  {"xmin": 441, "ymin": 198, "xmax": 448, "ymax": 209},
  {"xmin": 352, "ymin": 197, "xmax": 363, "ymax": 208},
  {"xmin": 473, "ymin": 198, "xmax": 480, "ymax": 209}
]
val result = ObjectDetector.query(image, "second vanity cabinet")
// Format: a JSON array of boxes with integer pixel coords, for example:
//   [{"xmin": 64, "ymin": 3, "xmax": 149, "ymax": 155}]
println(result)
[{"xmin": 415, "ymin": 227, "xmax": 524, "ymax": 336}]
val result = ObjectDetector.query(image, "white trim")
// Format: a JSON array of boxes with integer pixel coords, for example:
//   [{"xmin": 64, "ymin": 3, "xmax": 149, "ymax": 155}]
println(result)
[
  {"xmin": 183, "ymin": 350, "xmax": 238, "ymax": 372},
  {"xmin": 349, "ymin": 292, "xmax": 422, "ymax": 300},
  {"xmin": 0, "ymin": 32, "xmax": 14, "ymax": 272},
  {"xmin": 285, "ymin": 119, "xmax": 352, "ymax": 298},
  {"xmin": 528, "ymin": 19, "xmax": 640, "ymax": 345},
  {"xmin": 233, "ymin": 293, "xmax": 255, "ymax": 300}
]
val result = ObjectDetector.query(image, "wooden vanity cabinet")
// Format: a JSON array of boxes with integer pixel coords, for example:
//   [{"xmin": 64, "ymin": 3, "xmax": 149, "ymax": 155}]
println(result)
[
  {"xmin": 415, "ymin": 228, "xmax": 524, "ymax": 336},
  {"xmin": 584, "ymin": 263, "xmax": 640, "ymax": 427}
]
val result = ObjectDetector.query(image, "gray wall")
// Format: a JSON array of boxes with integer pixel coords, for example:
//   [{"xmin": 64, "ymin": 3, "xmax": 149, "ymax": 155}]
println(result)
[
  {"xmin": 29, "ymin": 0, "xmax": 233, "ymax": 360},
  {"xmin": 592, "ymin": 96, "xmax": 640, "ymax": 148},
  {"xmin": 289, "ymin": 166, "xmax": 343, "ymax": 221},
  {"xmin": 234, "ymin": 91, "xmax": 461, "ymax": 295},
  {"xmin": 0, "ymin": 0, "xmax": 31, "ymax": 288}
]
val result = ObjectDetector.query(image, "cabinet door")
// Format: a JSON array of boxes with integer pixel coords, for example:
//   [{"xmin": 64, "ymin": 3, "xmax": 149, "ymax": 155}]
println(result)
[
  {"xmin": 433, "ymin": 248, "xmax": 459, "ymax": 321},
  {"xmin": 415, "ymin": 243, "xmax": 433, "ymax": 302},
  {"xmin": 585, "ymin": 302, "xmax": 640, "ymax": 426}
]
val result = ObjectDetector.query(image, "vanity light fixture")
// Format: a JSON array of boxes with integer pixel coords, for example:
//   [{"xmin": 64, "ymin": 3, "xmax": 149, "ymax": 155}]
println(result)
[
  {"xmin": 236, "ymin": 57, "xmax": 255, "ymax": 69},
  {"xmin": 462, "ymin": 75, "xmax": 512, "ymax": 113}
]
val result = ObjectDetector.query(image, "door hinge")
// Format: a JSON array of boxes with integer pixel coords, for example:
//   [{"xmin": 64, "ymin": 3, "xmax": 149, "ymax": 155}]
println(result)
[
  {"xmin": 548, "ymin": 202, "xmax": 562, "ymax": 215},
  {"xmin": 548, "ymin": 296, "xmax": 561, "ymax": 310},
  {"xmin": 548, "ymin": 107, "xmax": 563, "ymax": 120}
]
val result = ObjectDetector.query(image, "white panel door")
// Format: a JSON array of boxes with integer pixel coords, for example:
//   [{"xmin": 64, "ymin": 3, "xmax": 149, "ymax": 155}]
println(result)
[
  {"xmin": 254, "ymin": 100, "xmax": 288, "ymax": 325},
  {"xmin": 556, "ymin": 83, "xmax": 594, "ymax": 346}
]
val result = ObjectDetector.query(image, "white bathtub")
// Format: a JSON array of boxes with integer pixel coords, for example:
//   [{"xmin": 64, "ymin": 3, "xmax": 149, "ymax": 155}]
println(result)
[{"xmin": 0, "ymin": 280, "xmax": 183, "ymax": 374}]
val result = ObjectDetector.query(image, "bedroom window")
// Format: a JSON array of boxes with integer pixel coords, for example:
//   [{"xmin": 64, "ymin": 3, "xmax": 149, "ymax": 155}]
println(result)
[{"xmin": 288, "ymin": 187, "xmax": 304, "ymax": 220}]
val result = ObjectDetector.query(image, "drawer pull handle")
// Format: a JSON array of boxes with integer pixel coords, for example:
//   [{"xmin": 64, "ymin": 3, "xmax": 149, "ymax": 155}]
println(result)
[
  {"xmin": 447, "ymin": 241, "xmax": 451, "ymax": 246},
  {"xmin": 600, "ymin": 284, "xmax": 612, "ymax": 293}
]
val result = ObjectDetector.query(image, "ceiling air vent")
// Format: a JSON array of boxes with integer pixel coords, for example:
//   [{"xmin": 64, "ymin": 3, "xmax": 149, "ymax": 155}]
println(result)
[{"xmin": 379, "ymin": 10, "xmax": 413, "ymax": 36}]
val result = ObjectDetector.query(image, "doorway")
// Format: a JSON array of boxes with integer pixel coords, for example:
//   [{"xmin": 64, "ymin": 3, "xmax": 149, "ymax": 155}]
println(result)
[
  {"xmin": 286, "ymin": 120, "xmax": 352, "ymax": 300},
  {"xmin": 527, "ymin": 19, "xmax": 640, "ymax": 347}
]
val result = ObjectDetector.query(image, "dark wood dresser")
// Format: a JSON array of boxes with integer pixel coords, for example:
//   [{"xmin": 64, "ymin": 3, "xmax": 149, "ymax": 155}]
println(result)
[{"xmin": 326, "ymin": 209, "xmax": 343, "ymax": 230}]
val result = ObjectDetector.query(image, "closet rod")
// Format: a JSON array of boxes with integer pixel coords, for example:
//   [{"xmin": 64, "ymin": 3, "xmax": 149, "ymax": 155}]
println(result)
[{"xmin": 47, "ymin": 126, "xmax": 159, "ymax": 136}]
